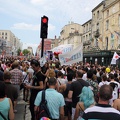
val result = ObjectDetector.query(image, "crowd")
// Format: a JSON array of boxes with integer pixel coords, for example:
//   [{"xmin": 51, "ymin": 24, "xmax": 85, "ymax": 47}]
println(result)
[{"xmin": 0, "ymin": 57, "xmax": 120, "ymax": 120}]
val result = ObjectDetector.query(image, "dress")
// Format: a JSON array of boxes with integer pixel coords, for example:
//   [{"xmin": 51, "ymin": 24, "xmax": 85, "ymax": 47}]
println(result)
[{"xmin": 0, "ymin": 98, "xmax": 10, "ymax": 120}]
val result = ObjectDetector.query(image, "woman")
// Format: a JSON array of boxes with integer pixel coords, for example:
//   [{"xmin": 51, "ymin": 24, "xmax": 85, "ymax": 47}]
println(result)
[
  {"xmin": 0, "ymin": 81, "xmax": 14, "ymax": 120},
  {"xmin": 74, "ymin": 86, "xmax": 95, "ymax": 120}
]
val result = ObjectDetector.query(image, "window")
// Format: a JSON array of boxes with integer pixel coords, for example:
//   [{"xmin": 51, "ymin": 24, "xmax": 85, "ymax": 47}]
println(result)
[
  {"xmin": 105, "ymin": 37, "xmax": 108, "ymax": 50},
  {"xmin": 89, "ymin": 33, "xmax": 91, "ymax": 40},
  {"xmin": 106, "ymin": 20, "xmax": 109, "ymax": 30},
  {"xmin": 2, "ymin": 32, "xmax": 4, "ymax": 35},
  {"xmin": 86, "ymin": 35, "xmax": 88, "ymax": 41},
  {"xmin": 5, "ymin": 37, "xmax": 7, "ymax": 39},
  {"xmin": 89, "ymin": 22, "xmax": 91, "ymax": 30},
  {"xmin": 96, "ymin": 23, "xmax": 99, "ymax": 30},
  {"xmin": 97, "ymin": 10, "xmax": 99, "ymax": 19},
  {"xmin": 5, "ymin": 33, "xmax": 7, "ymax": 35},
  {"xmin": 2, "ymin": 36, "xmax": 4, "ymax": 39},
  {"xmin": 107, "ymin": 10, "xmax": 109, "ymax": 17}
]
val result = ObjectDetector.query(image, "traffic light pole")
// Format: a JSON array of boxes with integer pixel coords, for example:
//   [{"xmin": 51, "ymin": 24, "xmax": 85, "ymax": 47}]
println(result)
[{"xmin": 41, "ymin": 38, "xmax": 44, "ymax": 58}]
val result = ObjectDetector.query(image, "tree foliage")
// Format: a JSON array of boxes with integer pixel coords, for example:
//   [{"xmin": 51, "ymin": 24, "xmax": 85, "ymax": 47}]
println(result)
[{"xmin": 22, "ymin": 49, "xmax": 30, "ymax": 56}]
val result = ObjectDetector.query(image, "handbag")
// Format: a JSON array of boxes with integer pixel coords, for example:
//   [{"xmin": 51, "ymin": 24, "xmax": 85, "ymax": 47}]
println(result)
[
  {"xmin": 20, "ymin": 73, "xmax": 28, "ymax": 90},
  {"xmin": 0, "ymin": 111, "xmax": 7, "ymax": 120}
]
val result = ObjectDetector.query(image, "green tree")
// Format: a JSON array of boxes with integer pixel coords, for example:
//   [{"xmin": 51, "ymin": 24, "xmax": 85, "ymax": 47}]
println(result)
[
  {"xmin": 22, "ymin": 49, "xmax": 30, "ymax": 56},
  {"xmin": 17, "ymin": 48, "xmax": 21, "ymax": 56}
]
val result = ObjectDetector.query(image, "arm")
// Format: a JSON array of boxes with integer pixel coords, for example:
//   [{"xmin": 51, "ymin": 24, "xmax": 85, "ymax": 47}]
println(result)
[
  {"xmin": 74, "ymin": 102, "xmax": 84, "ymax": 120},
  {"xmin": 59, "ymin": 106, "xmax": 64, "ymax": 120},
  {"xmin": 9, "ymin": 98, "xmax": 14, "ymax": 120},
  {"xmin": 59, "ymin": 84, "xmax": 66, "ymax": 93},
  {"xmin": 113, "ymin": 99, "xmax": 119, "ymax": 110}
]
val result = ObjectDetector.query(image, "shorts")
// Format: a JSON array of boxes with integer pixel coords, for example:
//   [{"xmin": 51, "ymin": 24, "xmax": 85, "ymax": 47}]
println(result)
[{"xmin": 64, "ymin": 101, "xmax": 72, "ymax": 116}]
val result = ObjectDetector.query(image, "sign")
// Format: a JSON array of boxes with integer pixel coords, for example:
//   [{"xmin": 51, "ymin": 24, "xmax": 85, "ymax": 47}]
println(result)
[{"xmin": 59, "ymin": 44, "xmax": 83, "ymax": 66}]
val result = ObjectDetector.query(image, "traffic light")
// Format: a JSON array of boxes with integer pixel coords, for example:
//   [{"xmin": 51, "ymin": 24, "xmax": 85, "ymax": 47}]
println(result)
[{"xmin": 40, "ymin": 16, "xmax": 48, "ymax": 38}]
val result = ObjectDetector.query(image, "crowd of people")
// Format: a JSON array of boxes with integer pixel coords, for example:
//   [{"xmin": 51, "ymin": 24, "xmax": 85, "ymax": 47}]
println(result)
[{"xmin": 0, "ymin": 57, "xmax": 120, "ymax": 120}]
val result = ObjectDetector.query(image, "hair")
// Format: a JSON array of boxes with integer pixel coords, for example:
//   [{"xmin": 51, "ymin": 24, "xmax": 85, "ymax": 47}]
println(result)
[
  {"xmin": 0, "ymin": 81, "xmax": 6, "ymax": 98},
  {"xmin": 31, "ymin": 59, "xmax": 40, "ymax": 67},
  {"xmin": 109, "ymin": 82, "xmax": 118, "ymax": 90},
  {"xmin": 67, "ymin": 72, "xmax": 73, "ymax": 81},
  {"xmin": 109, "ymin": 73, "xmax": 114, "ymax": 79},
  {"xmin": 87, "ymin": 70, "xmax": 93, "ymax": 79},
  {"xmin": 79, "ymin": 86, "xmax": 94, "ymax": 109},
  {"xmin": 57, "ymin": 71, "xmax": 63, "ymax": 77},
  {"xmin": 12, "ymin": 61, "xmax": 19, "ymax": 68},
  {"xmin": 76, "ymin": 71, "xmax": 83, "ymax": 78},
  {"xmin": 47, "ymin": 69, "xmax": 56, "ymax": 78},
  {"xmin": 99, "ymin": 85, "xmax": 113, "ymax": 101},
  {"xmin": 101, "ymin": 74, "xmax": 107, "ymax": 81},
  {"xmin": 4, "ymin": 71, "xmax": 11, "ymax": 80},
  {"xmin": 47, "ymin": 77, "xmax": 57, "ymax": 86}
]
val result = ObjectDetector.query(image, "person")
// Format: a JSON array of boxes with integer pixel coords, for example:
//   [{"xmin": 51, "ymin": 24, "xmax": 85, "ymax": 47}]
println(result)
[
  {"xmin": 74, "ymin": 86, "xmax": 95, "ymax": 120},
  {"xmin": 10, "ymin": 61, "xmax": 23, "ymax": 113},
  {"xmin": 68, "ymin": 71, "xmax": 89, "ymax": 120},
  {"xmin": 10, "ymin": 61, "xmax": 23, "ymax": 93},
  {"xmin": 59, "ymin": 72, "xmax": 73, "ymax": 120},
  {"xmin": 0, "ymin": 81, "xmax": 14, "ymax": 120},
  {"xmin": 34, "ymin": 77, "xmax": 65, "ymax": 120},
  {"xmin": 25, "ymin": 59, "xmax": 45, "ymax": 120},
  {"xmin": 4, "ymin": 71, "xmax": 18, "ymax": 110},
  {"xmin": 81, "ymin": 85, "xmax": 120, "ymax": 120},
  {"xmin": 113, "ymin": 98, "xmax": 120, "ymax": 111},
  {"xmin": 98, "ymin": 74, "xmax": 109, "ymax": 88}
]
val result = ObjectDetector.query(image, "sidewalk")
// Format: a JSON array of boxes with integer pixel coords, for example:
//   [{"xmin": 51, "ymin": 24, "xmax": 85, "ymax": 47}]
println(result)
[{"xmin": 15, "ymin": 91, "xmax": 31, "ymax": 120}]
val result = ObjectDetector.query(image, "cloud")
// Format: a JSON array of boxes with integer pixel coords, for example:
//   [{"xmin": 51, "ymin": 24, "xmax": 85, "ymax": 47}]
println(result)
[
  {"xmin": 12, "ymin": 23, "xmax": 39, "ymax": 30},
  {"xmin": 23, "ymin": 43, "xmax": 38, "ymax": 54},
  {"xmin": 11, "ymin": 22, "xmax": 56, "ymax": 31}
]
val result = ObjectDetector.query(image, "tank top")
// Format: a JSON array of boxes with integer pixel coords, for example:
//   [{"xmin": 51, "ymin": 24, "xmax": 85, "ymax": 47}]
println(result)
[
  {"xmin": 63, "ymin": 83, "xmax": 71, "ymax": 98},
  {"xmin": 0, "ymin": 98, "xmax": 10, "ymax": 120}
]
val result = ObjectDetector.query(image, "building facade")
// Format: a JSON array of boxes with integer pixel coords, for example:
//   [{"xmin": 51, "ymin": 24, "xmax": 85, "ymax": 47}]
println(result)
[{"xmin": 0, "ymin": 30, "xmax": 22, "ymax": 56}]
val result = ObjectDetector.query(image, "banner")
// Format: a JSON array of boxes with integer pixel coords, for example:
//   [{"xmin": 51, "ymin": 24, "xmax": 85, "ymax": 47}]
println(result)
[{"xmin": 59, "ymin": 44, "xmax": 83, "ymax": 66}]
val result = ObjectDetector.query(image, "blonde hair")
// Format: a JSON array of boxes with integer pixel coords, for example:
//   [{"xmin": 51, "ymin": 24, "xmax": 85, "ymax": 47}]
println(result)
[{"xmin": 47, "ymin": 69, "xmax": 55, "ymax": 78}]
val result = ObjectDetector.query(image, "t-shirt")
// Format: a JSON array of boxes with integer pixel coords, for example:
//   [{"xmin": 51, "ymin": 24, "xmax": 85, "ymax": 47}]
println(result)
[
  {"xmin": 31, "ymin": 71, "xmax": 45, "ymax": 97},
  {"xmin": 70, "ymin": 79, "xmax": 89, "ymax": 108}
]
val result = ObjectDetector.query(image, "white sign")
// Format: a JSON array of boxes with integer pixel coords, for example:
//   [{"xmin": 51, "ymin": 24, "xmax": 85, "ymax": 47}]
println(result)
[
  {"xmin": 59, "ymin": 44, "xmax": 83, "ymax": 66},
  {"xmin": 39, "ymin": 56, "xmax": 47, "ymax": 67}
]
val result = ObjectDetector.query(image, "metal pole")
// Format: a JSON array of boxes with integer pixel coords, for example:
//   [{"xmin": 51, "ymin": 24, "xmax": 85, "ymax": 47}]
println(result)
[{"xmin": 41, "ymin": 38, "xmax": 44, "ymax": 58}]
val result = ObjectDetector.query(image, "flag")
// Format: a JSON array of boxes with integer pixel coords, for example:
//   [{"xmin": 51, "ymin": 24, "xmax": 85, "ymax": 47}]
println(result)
[{"xmin": 110, "ymin": 52, "xmax": 120, "ymax": 65}]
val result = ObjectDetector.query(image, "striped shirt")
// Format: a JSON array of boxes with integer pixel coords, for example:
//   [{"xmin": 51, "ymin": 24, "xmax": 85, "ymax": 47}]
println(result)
[{"xmin": 82, "ymin": 104, "xmax": 120, "ymax": 120}]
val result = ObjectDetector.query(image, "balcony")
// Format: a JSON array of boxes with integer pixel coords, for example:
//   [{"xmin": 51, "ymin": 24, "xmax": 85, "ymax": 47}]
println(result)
[{"xmin": 83, "ymin": 40, "xmax": 91, "ymax": 46}]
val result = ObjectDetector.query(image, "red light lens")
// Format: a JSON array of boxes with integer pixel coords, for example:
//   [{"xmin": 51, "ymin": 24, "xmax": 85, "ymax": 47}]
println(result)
[{"xmin": 42, "ymin": 18, "xmax": 47, "ymax": 23}]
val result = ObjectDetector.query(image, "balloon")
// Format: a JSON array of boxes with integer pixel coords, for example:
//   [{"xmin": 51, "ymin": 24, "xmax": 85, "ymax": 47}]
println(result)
[{"xmin": 106, "ymin": 67, "xmax": 110, "ymax": 73}]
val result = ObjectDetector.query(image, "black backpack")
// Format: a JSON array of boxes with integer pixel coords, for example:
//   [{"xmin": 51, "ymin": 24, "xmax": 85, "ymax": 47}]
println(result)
[{"xmin": 35, "ymin": 90, "xmax": 51, "ymax": 120}]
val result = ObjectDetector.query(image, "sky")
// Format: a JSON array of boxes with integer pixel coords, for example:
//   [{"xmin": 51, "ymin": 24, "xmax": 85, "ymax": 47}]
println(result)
[{"xmin": 0, "ymin": 0, "xmax": 103, "ymax": 54}]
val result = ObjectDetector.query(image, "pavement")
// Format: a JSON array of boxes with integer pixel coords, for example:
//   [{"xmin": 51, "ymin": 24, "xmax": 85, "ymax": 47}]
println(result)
[{"xmin": 15, "ymin": 91, "xmax": 31, "ymax": 120}]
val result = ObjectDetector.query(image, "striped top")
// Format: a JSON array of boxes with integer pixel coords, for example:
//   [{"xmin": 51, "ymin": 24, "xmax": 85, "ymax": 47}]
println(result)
[{"xmin": 82, "ymin": 104, "xmax": 120, "ymax": 120}]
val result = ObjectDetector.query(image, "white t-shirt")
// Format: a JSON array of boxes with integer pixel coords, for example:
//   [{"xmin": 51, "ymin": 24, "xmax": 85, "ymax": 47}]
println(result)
[{"xmin": 99, "ymin": 81, "xmax": 109, "ymax": 88}]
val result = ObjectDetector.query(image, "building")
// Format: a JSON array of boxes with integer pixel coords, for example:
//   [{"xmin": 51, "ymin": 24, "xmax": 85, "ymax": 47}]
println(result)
[
  {"xmin": 0, "ymin": 30, "xmax": 22, "ymax": 56},
  {"xmin": 59, "ymin": 22, "xmax": 83, "ymax": 49}
]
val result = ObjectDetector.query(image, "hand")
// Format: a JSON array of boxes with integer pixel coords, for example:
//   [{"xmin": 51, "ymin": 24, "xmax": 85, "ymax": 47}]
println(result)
[{"xmin": 25, "ymin": 84, "xmax": 32, "ymax": 89}]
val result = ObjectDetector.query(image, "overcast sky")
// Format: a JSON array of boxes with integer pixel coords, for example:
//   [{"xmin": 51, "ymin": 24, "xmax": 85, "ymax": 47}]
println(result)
[{"xmin": 0, "ymin": 0, "xmax": 102, "ymax": 53}]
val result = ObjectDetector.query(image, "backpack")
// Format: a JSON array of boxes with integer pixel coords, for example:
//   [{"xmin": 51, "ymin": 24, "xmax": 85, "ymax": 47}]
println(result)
[{"xmin": 35, "ymin": 90, "xmax": 51, "ymax": 120}]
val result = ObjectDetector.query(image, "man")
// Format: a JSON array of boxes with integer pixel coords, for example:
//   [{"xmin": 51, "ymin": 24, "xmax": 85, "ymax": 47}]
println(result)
[
  {"xmin": 34, "ymin": 77, "xmax": 65, "ymax": 120},
  {"xmin": 4, "ymin": 71, "xmax": 18, "ymax": 109},
  {"xmin": 25, "ymin": 59, "xmax": 46, "ymax": 120},
  {"xmin": 10, "ymin": 61, "xmax": 23, "ymax": 112},
  {"xmin": 68, "ymin": 71, "xmax": 89, "ymax": 120},
  {"xmin": 10, "ymin": 61, "xmax": 23, "ymax": 93},
  {"xmin": 82, "ymin": 85, "xmax": 120, "ymax": 120}
]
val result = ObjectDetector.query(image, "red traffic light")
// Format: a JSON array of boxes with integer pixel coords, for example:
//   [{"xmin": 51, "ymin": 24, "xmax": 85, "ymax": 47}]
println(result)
[{"xmin": 42, "ymin": 18, "xmax": 48, "ymax": 23}]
